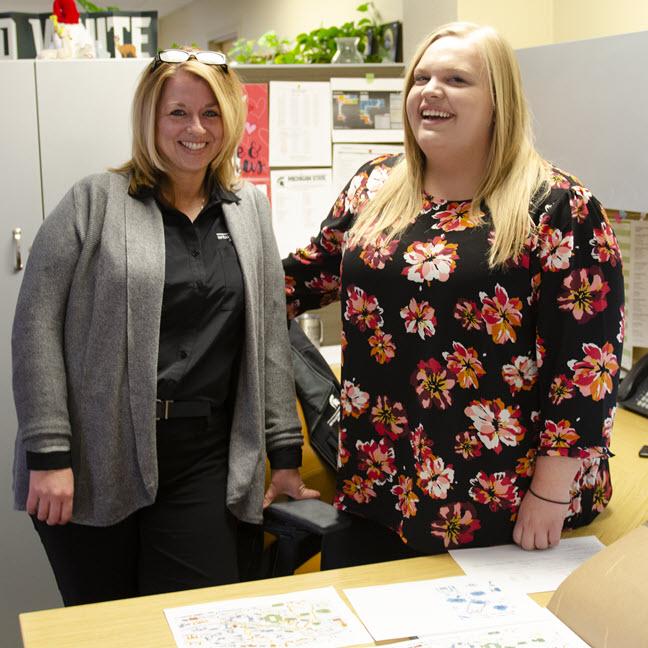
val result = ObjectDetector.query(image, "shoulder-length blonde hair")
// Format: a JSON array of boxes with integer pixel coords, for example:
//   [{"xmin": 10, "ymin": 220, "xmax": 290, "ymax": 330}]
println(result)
[
  {"xmin": 349, "ymin": 22, "xmax": 550, "ymax": 267},
  {"xmin": 114, "ymin": 58, "xmax": 246, "ymax": 196}
]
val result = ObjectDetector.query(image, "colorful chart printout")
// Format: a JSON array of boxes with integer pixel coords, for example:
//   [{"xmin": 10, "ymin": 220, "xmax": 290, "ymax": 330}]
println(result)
[{"xmin": 164, "ymin": 586, "xmax": 373, "ymax": 648}]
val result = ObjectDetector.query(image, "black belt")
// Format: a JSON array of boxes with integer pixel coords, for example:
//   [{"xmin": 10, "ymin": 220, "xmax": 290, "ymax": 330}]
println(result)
[{"xmin": 156, "ymin": 399, "xmax": 212, "ymax": 421}]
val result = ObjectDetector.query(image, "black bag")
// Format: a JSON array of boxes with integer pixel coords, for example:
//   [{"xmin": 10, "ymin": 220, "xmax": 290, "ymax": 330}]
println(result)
[{"xmin": 289, "ymin": 320, "xmax": 340, "ymax": 472}]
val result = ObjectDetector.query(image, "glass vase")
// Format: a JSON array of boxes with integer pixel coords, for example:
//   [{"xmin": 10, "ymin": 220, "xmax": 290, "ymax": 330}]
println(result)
[{"xmin": 331, "ymin": 37, "xmax": 364, "ymax": 64}]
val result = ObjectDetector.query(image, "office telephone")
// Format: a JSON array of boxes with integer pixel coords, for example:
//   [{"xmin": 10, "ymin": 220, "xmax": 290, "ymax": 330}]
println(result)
[{"xmin": 617, "ymin": 353, "xmax": 648, "ymax": 417}]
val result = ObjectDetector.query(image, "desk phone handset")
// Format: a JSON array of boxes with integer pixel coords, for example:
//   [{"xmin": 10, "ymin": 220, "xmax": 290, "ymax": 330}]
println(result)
[{"xmin": 618, "ymin": 353, "xmax": 648, "ymax": 417}]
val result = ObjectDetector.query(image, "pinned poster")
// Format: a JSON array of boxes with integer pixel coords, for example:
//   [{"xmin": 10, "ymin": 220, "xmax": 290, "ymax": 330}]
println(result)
[
  {"xmin": 269, "ymin": 81, "xmax": 332, "ymax": 167},
  {"xmin": 270, "ymin": 169, "xmax": 333, "ymax": 258},
  {"xmin": 240, "ymin": 83, "xmax": 270, "ymax": 198}
]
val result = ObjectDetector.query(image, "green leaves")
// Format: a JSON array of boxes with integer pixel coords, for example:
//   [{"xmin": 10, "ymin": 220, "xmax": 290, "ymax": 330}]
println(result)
[{"xmin": 229, "ymin": 2, "xmax": 384, "ymax": 65}]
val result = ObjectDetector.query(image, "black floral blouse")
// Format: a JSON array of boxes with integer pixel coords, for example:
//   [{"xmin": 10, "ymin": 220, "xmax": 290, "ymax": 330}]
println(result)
[{"xmin": 283, "ymin": 155, "xmax": 624, "ymax": 553}]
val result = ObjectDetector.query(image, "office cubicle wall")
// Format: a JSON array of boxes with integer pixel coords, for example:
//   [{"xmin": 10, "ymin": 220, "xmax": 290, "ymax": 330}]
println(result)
[{"xmin": 517, "ymin": 30, "xmax": 648, "ymax": 213}]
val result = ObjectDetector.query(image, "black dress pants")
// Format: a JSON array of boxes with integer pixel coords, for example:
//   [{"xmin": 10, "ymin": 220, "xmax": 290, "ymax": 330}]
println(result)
[{"xmin": 32, "ymin": 412, "xmax": 240, "ymax": 606}]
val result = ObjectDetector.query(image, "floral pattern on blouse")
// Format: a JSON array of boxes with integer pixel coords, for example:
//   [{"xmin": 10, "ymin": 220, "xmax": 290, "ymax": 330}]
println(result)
[{"xmin": 283, "ymin": 155, "xmax": 624, "ymax": 553}]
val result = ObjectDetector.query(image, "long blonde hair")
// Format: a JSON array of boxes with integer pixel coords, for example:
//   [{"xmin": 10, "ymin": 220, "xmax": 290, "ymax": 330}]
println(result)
[
  {"xmin": 349, "ymin": 22, "xmax": 550, "ymax": 267},
  {"xmin": 114, "ymin": 58, "xmax": 246, "ymax": 197}
]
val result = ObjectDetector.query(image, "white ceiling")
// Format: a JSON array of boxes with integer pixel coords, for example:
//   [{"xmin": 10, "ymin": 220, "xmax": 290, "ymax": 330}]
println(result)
[{"xmin": 0, "ymin": 0, "xmax": 193, "ymax": 18}]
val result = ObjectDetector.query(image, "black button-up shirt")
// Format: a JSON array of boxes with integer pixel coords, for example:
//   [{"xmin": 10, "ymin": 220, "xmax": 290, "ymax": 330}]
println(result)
[{"xmin": 28, "ymin": 182, "xmax": 300, "ymax": 471}]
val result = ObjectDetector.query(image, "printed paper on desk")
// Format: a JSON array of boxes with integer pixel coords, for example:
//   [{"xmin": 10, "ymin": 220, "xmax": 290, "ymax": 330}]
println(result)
[
  {"xmin": 344, "ymin": 576, "xmax": 543, "ymax": 641},
  {"xmin": 269, "ymin": 81, "xmax": 331, "ymax": 167},
  {"xmin": 270, "ymin": 168, "xmax": 333, "ymax": 259},
  {"xmin": 164, "ymin": 585, "xmax": 373, "ymax": 648},
  {"xmin": 449, "ymin": 535, "xmax": 604, "ymax": 594},
  {"xmin": 376, "ymin": 608, "xmax": 589, "ymax": 647}
]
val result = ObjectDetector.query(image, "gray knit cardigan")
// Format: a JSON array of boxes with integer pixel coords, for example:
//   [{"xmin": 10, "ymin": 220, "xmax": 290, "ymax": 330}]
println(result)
[{"xmin": 12, "ymin": 172, "xmax": 303, "ymax": 526}]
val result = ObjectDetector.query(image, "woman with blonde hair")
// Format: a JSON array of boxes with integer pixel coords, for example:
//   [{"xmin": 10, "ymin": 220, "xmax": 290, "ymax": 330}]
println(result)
[
  {"xmin": 13, "ymin": 49, "xmax": 318, "ymax": 605},
  {"xmin": 284, "ymin": 23, "xmax": 624, "ymax": 567}
]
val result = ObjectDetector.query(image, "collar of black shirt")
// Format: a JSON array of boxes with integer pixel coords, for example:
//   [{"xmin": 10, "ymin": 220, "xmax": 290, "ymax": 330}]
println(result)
[{"xmin": 131, "ymin": 179, "xmax": 240, "ymax": 209}]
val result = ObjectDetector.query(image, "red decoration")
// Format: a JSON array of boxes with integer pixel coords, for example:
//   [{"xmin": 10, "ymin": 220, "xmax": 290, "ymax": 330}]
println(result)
[
  {"xmin": 239, "ymin": 84, "xmax": 271, "ymax": 200},
  {"xmin": 53, "ymin": 0, "xmax": 80, "ymax": 25}
]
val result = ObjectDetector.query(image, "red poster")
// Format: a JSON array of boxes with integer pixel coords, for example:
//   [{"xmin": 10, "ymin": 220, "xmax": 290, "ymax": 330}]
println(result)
[{"xmin": 239, "ymin": 83, "xmax": 270, "ymax": 200}]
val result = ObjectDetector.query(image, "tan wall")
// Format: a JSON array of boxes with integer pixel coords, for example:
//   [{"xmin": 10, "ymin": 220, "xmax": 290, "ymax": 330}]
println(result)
[
  {"xmin": 552, "ymin": 0, "xmax": 648, "ymax": 43},
  {"xmin": 459, "ymin": 0, "xmax": 554, "ymax": 48}
]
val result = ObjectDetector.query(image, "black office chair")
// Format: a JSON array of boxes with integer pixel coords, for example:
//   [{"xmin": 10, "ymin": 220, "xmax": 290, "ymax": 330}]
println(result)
[{"xmin": 240, "ymin": 321, "xmax": 349, "ymax": 579}]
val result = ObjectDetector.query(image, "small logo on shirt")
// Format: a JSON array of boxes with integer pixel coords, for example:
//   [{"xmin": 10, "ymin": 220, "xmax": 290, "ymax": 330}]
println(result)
[{"xmin": 216, "ymin": 232, "xmax": 231, "ymax": 241}]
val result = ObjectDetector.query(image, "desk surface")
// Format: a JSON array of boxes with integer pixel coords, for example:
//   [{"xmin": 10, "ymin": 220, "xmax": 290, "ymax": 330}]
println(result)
[{"xmin": 19, "ymin": 408, "xmax": 648, "ymax": 648}]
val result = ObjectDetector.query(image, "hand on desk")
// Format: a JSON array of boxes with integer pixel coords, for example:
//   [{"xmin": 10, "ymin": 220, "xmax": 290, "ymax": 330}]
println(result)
[
  {"xmin": 263, "ymin": 468, "xmax": 320, "ymax": 508},
  {"xmin": 513, "ymin": 492, "xmax": 569, "ymax": 550},
  {"xmin": 27, "ymin": 468, "xmax": 74, "ymax": 525}
]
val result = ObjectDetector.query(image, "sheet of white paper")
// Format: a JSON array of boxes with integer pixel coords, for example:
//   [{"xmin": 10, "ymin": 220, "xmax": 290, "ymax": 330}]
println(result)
[
  {"xmin": 629, "ymin": 221, "xmax": 648, "ymax": 347},
  {"xmin": 344, "ymin": 577, "xmax": 543, "ymax": 641},
  {"xmin": 332, "ymin": 143, "xmax": 403, "ymax": 196},
  {"xmin": 164, "ymin": 585, "xmax": 373, "ymax": 648},
  {"xmin": 270, "ymin": 168, "xmax": 333, "ymax": 258},
  {"xmin": 377, "ymin": 608, "xmax": 589, "ymax": 647},
  {"xmin": 449, "ymin": 536, "xmax": 604, "ymax": 594},
  {"xmin": 269, "ymin": 81, "xmax": 331, "ymax": 167}
]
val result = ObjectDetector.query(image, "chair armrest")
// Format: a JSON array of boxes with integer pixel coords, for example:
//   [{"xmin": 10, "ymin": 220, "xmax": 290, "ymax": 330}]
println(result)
[{"xmin": 264, "ymin": 499, "xmax": 351, "ymax": 536}]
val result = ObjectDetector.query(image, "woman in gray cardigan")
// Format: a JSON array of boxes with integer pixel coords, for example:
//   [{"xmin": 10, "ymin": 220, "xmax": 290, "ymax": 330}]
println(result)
[{"xmin": 12, "ymin": 49, "xmax": 318, "ymax": 606}]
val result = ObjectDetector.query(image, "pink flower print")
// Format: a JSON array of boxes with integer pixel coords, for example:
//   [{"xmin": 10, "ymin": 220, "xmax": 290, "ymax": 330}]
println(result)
[
  {"xmin": 430, "ymin": 502, "xmax": 481, "ymax": 548},
  {"xmin": 454, "ymin": 299, "xmax": 483, "ymax": 331},
  {"xmin": 480, "ymin": 284, "xmax": 523, "ymax": 344},
  {"xmin": 391, "ymin": 475, "xmax": 419, "ymax": 518},
  {"xmin": 305, "ymin": 271, "xmax": 339, "ymax": 294},
  {"xmin": 359, "ymin": 234, "xmax": 399, "ymax": 270},
  {"xmin": 344, "ymin": 173, "xmax": 370, "ymax": 214},
  {"xmin": 356, "ymin": 438, "xmax": 397, "ymax": 485},
  {"xmin": 416, "ymin": 454, "xmax": 455, "ymax": 499},
  {"xmin": 320, "ymin": 226, "xmax": 345, "ymax": 253},
  {"xmin": 366, "ymin": 164, "xmax": 390, "ymax": 198},
  {"xmin": 338, "ymin": 428, "xmax": 350, "ymax": 467},
  {"xmin": 342, "ymin": 475, "xmax": 376, "ymax": 504},
  {"xmin": 557, "ymin": 267, "xmax": 610, "ymax": 323},
  {"xmin": 344, "ymin": 284, "xmax": 384, "ymax": 332},
  {"xmin": 568, "ymin": 342, "xmax": 619, "ymax": 401},
  {"xmin": 430, "ymin": 201, "xmax": 480, "ymax": 232},
  {"xmin": 293, "ymin": 241, "xmax": 323, "ymax": 265},
  {"xmin": 592, "ymin": 470, "xmax": 612, "ymax": 512},
  {"xmin": 570, "ymin": 186, "xmax": 592, "ymax": 223},
  {"xmin": 535, "ymin": 335, "xmax": 546, "ymax": 369},
  {"xmin": 464, "ymin": 398, "xmax": 526, "ymax": 454},
  {"xmin": 410, "ymin": 423, "xmax": 435, "ymax": 460},
  {"xmin": 539, "ymin": 227, "xmax": 574, "ymax": 272},
  {"xmin": 515, "ymin": 448, "xmax": 537, "ymax": 478},
  {"xmin": 540, "ymin": 419, "xmax": 580, "ymax": 454},
  {"xmin": 368, "ymin": 329, "xmax": 396, "ymax": 365},
  {"xmin": 284, "ymin": 275, "xmax": 296, "ymax": 297},
  {"xmin": 332, "ymin": 491, "xmax": 347, "ymax": 510},
  {"xmin": 454, "ymin": 431, "xmax": 483, "ymax": 460},
  {"xmin": 549, "ymin": 374, "xmax": 575, "ymax": 405},
  {"xmin": 528, "ymin": 272, "xmax": 541, "ymax": 306},
  {"xmin": 469, "ymin": 471, "xmax": 520, "ymax": 512},
  {"xmin": 618, "ymin": 306, "xmax": 625, "ymax": 343},
  {"xmin": 590, "ymin": 222, "xmax": 622, "ymax": 267},
  {"xmin": 341, "ymin": 380, "xmax": 370, "ymax": 419},
  {"xmin": 400, "ymin": 298, "xmax": 437, "ymax": 339},
  {"xmin": 411, "ymin": 357, "xmax": 456, "ymax": 410},
  {"xmin": 443, "ymin": 342, "xmax": 486, "ymax": 389},
  {"xmin": 371, "ymin": 396, "xmax": 409, "ymax": 440},
  {"xmin": 501, "ymin": 355, "xmax": 538, "ymax": 394},
  {"xmin": 602, "ymin": 406, "xmax": 616, "ymax": 444},
  {"xmin": 401, "ymin": 236, "xmax": 459, "ymax": 284}
]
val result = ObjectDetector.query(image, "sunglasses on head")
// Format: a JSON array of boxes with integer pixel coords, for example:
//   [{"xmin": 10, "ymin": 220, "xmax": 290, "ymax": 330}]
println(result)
[{"xmin": 153, "ymin": 49, "xmax": 228, "ymax": 72}]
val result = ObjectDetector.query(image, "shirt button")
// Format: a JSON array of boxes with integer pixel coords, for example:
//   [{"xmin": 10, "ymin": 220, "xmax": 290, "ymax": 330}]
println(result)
[
  {"xmin": 179, "ymin": 350, "xmax": 188, "ymax": 359},
  {"xmin": 191, "ymin": 249, "xmax": 200, "ymax": 258}
]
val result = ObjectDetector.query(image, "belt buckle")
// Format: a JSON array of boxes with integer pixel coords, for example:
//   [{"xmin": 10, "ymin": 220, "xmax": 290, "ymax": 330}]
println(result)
[{"xmin": 156, "ymin": 399, "xmax": 173, "ymax": 421}]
